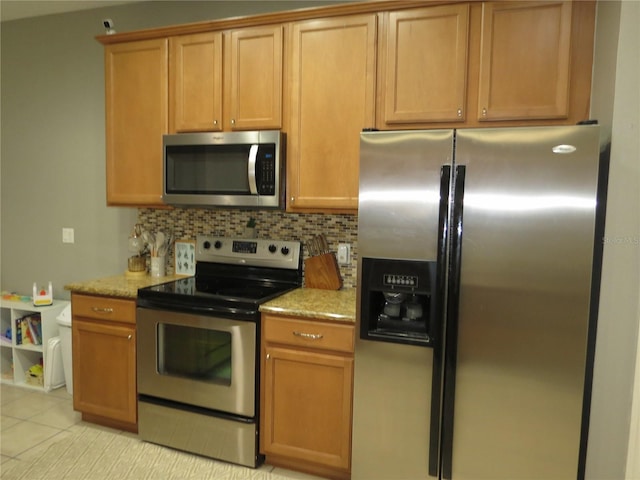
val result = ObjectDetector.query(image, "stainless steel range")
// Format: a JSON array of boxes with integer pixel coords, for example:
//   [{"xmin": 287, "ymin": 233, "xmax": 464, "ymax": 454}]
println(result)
[{"xmin": 136, "ymin": 236, "xmax": 302, "ymax": 467}]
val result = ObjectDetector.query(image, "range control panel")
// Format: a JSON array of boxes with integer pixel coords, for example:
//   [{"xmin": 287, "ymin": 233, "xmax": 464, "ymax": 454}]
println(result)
[{"xmin": 196, "ymin": 236, "xmax": 301, "ymax": 270}]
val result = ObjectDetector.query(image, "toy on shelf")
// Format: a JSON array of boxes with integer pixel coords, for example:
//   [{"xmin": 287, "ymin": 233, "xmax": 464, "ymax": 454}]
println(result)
[
  {"xmin": 1, "ymin": 292, "xmax": 31, "ymax": 303},
  {"xmin": 32, "ymin": 282, "xmax": 53, "ymax": 307}
]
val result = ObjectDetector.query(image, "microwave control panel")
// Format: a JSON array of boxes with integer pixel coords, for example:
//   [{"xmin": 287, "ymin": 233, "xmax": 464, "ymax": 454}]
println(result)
[{"xmin": 256, "ymin": 145, "xmax": 276, "ymax": 195}]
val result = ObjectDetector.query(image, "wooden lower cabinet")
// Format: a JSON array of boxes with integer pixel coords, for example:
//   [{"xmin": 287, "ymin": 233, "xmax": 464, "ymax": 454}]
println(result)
[
  {"xmin": 261, "ymin": 314, "xmax": 354, "ymax": 480},
  {"xmin": 71, "ymin": 293, "xmax": 137, "ymax": 432}
]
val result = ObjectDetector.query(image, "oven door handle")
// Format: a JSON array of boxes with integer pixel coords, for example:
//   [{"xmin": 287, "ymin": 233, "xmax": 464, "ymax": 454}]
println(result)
[{"xmin": 137, "ymin": 298, "xmax": 258, "ymax": 321}]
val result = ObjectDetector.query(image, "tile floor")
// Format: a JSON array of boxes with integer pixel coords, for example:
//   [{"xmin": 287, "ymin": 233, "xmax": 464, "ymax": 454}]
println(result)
[{"xmin": 0, "ymin": 383, "xmax": 321, "ymax": 479}]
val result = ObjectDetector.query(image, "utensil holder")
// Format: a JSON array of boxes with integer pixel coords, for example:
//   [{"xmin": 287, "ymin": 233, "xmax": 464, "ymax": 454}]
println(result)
[
  {"xmin": 304, "ymin": 253, "xmax": 343, "ymax": 290},
  {"xmin": 150, "ymin": 256, "xmax": 166, "ymax": 277}
]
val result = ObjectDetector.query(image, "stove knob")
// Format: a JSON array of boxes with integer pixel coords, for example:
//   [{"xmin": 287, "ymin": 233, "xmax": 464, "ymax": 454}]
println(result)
[
  {"xmin": 214, "ymin": 241, "xmax": 222, "ymax": 249},
  {"xmin": 281, "ymin": 246, "xmax": 290, "ymax": 256},
  {"xmin": 268, "ymin": 244, "xmax": 277, "ymax": 253},
  {"xmin": 203, "ymin": 241, "xmax": 211, "ymax": 250}
]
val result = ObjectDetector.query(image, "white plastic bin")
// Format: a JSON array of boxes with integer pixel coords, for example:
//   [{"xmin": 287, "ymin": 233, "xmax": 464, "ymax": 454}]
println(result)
[
  {"xmin": 45, "ymin": 337, "xmax": 65, "ymax": 392},
  {"xmin": 56, "ymin": 304, "xmax": 73, "ymax": 394}
]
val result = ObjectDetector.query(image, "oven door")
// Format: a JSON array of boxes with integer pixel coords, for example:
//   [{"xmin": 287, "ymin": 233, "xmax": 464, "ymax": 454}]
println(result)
[{"xmin": 137, "ymin": 307, "xmax": 256, "ymax": 418}]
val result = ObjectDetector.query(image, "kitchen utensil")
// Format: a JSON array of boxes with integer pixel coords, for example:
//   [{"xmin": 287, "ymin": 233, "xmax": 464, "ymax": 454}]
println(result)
[
  {"xmin": 155, "ymin": 231, "xmax": 165, "ymax": 256},
  {"xmin": 142, "ymin": 230, "xmax": 154, "ymax": 253},
  {"xmin": 319, "ymin": 234, "xmax": 329, "ymax": 254},
  {"xmin": 158, "ymin": 232, "xmax": 174, "ymax": 258}
]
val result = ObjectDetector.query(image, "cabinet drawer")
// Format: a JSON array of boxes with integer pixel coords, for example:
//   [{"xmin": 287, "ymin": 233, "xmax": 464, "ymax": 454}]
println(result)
[
  {"xmin": 263, "ymin": 314, "xmax": 354, "ymax": 353},
  {"xmin": 71, "ymin": 293, "xmax": 136, "ymax": 324}
]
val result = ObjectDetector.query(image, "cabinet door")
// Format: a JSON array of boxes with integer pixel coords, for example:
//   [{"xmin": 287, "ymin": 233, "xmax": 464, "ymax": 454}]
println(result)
[
  {"xmin": 477, "ymin": 1, "xmax": 572, "ymax": 121},
  {"xmin": 170, "ymin": 32, "xmax": 223, "ymax": 132},
  {"xmin": 105, "ymin": 39, "xmax": 168, "ymax": 206},
  {"xmin": 72, "ymin": 318, "xmax": 136, "ymax": 425},
  {"xmin": 379, "ymin": 4, "xmax": 469, "ymax": 125},
  {"xmin": 288, "ymin": 15, "xmax": 376, "ymax": 212},
  {"xmin": 262, "ymin": 345, "xmax": 353, "ymax": 470},
  {"xmin": 226, "ymin": 25, "xmax": 283, "ymax": 130}
]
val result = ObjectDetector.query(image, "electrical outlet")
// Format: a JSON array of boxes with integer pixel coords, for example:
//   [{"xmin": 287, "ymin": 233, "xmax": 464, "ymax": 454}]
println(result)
[
  {"xmin": 62, "ymin": 227, "xmax": 74, "ymax": 244},
  {"xmin": 337, "ymin": 243, "xmax": 351, "ymax": 265}
]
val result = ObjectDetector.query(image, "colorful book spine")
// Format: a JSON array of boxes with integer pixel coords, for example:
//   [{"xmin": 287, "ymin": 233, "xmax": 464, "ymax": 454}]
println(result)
[
  {"xmin": 32, "ymin": 317, "xmax": 42, "ymax": 344},
  {"xmin": 26, "ymin": 316, "xmax": 41, "ymax": 345},
  {"xmin": 15, "ymin": 317, "xmax": 22, "ymax": 344},
  {"xmin": 21, "ymin": 318, "xmax": 31, "ymax": 344}
]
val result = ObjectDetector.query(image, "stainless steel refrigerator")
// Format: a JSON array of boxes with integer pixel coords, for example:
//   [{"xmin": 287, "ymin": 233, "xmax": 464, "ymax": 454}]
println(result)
[{"xmin": 352, "ymin": 125, "xmax": 609, "ymax": 480}]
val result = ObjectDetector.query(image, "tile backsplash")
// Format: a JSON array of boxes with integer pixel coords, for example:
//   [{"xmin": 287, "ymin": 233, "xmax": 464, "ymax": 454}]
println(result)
[{"xmin": 138, "ymin": 208, "xmax": 359, "ymax": 288}]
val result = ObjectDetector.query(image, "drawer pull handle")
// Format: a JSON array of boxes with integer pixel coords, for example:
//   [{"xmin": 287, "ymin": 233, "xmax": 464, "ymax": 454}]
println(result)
[
  {"xmin": 293, "ymin": 331, "xmax": 323, "ymax": 340},
  {"xmin": 91, "ymin": 307, "xmax": 113, "ymax": 314}
]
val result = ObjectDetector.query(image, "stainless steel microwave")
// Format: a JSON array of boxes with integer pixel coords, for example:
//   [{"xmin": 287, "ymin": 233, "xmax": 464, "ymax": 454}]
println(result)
[{"xmin": 163, "ymin": 130, "xmax": 284, "ymax": 209}]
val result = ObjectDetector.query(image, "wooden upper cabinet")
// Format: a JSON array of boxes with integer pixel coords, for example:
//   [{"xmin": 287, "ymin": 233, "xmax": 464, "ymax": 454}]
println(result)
[
  {"xmin": 226, "ymin": 25, "xmax": 283, "ymax": 130},
  {"xmin": 287, "ymin": 14, "xmax": 376, "ymax": 212},
  {"xmin": 379, "ymin": 4, "xmax": 470, "ymax": 126},
  {"xmin": 170, "ymin": 26, "xmax": 283, "ymax": 133},
  {"xmin": 105, "ymin": 39, "xmax": 168, "ymax": 206},
  {"xmin": 477, "ymin": 1, "xmax": 572, "ymax": 121},
  {"xmin": 170, "ymin": 32, "xmax": 223, "ymax": 132},
  {"xmin": 99, "ymin": 1, "xmax": 595, "ymax": 208}
]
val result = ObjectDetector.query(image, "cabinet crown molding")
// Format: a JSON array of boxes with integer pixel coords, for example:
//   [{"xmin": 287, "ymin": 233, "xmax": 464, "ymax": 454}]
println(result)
[{"xmin": 96, "ymin": 1, "xmax": 463, "ymax": 44}]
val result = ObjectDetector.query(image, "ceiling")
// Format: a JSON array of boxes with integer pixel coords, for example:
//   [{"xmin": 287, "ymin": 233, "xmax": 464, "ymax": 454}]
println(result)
[{"xmin": 0, "ymin": 0, "xmax": 141, "ymax": 22}]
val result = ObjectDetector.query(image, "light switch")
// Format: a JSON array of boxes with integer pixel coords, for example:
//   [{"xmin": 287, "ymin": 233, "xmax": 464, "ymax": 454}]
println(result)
[
  {"xmin": 337, "ymin": 243, "xmax": 350, "ymax": 265},
  {"xmin": 62, "ymin": 228, "xmax": 74, "ymax": 244}
]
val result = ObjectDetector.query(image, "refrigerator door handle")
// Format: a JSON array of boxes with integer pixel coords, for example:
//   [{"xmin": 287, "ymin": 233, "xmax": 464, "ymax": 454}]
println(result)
[
  {"xmin": 429, "ymin": 164, "xmax": 452, "ymax": 477},
  {"xmin": 441, "ymin": 164, "xmax": 466, "ymax": 480}
]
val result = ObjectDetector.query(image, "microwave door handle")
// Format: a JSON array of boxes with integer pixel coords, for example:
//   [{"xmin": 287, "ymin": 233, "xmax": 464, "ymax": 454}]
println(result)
[{"xmin": 248, "ymin": 144, "xmax": 259, "ymax": 195}]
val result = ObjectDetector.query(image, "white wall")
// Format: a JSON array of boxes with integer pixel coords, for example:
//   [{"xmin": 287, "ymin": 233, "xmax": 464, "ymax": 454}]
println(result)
[{"xmin": 587, "ymin": 1, "xmax": 640, "ymax": 478}]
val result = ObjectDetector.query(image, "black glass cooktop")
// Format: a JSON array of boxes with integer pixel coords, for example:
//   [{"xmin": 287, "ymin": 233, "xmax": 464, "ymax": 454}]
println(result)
[
  {"xmin": 142, "ymin": 276, "xmax": 293, "ymax": 302},
  {"xmin": 136, "ymin": 263, "xmax": 301, "ymax": 319}
]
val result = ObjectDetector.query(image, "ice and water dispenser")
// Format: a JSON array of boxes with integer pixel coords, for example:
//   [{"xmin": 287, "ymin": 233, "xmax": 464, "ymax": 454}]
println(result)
[{"xmin": 359, "ymin": 258, "xmax": 436, "ymax": 347}]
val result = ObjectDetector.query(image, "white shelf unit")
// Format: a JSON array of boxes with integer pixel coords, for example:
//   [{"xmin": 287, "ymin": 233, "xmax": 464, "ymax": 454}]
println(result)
[{"xmin": 0, "ymin": 299, "xmax": 69, "ymax": 391}]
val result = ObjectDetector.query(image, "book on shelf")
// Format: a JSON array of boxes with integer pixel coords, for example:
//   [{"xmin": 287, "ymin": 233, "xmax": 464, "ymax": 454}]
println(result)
[
  {"xmin": 15, "ymin": 314, "xmax": 42, "ymax": 345},
  {"xmin": 15, "ymin": 317, "xmax": 21, "ymax": 344},
  {"xmin": 27, "ymin": 316, "xmax": 41, "ymax": 345},
  {"xmin": 21, "ymin": 319, "xmax": 30, "ymax": 344}
]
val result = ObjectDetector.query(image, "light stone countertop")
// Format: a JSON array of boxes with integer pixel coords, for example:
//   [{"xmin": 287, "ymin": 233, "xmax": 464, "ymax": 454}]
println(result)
[
  {"xmin": 64, "ymin": 274, "xmax": 186, "ymax": 299},
  {"xmin": 64, "ymin": 276, "xmax": 357, "ymax": 323},
  {"xmin": 260, "ymin": 287, "xmax": 356, "ymax": 324}
]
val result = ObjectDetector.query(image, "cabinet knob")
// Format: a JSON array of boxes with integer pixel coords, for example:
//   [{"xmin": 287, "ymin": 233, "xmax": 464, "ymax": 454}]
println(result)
[
  {"xmin": 290, "ymin": 196, "xmax": 294, "ymax": 204},
  {"xmin": 266, "ymin": 353, "xmax": 270, "ymax": 360},
  {"xmin": 482, "ymin": 108, "xmax": 488, "ymax": 117},
  {"xmin": 231, "ymin": 119, "xmax": 236, "ymax": 125},
  {"xmin": 457, "ymin": 108, "xmax": 463, "ymax": 117},
  {"xmin": 127, "ymin": 334, "xmax": 132, "ymax": 340},
  {"xmin": 213, "ymin": 120, "xmax": 218, "ymax": 125}
]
